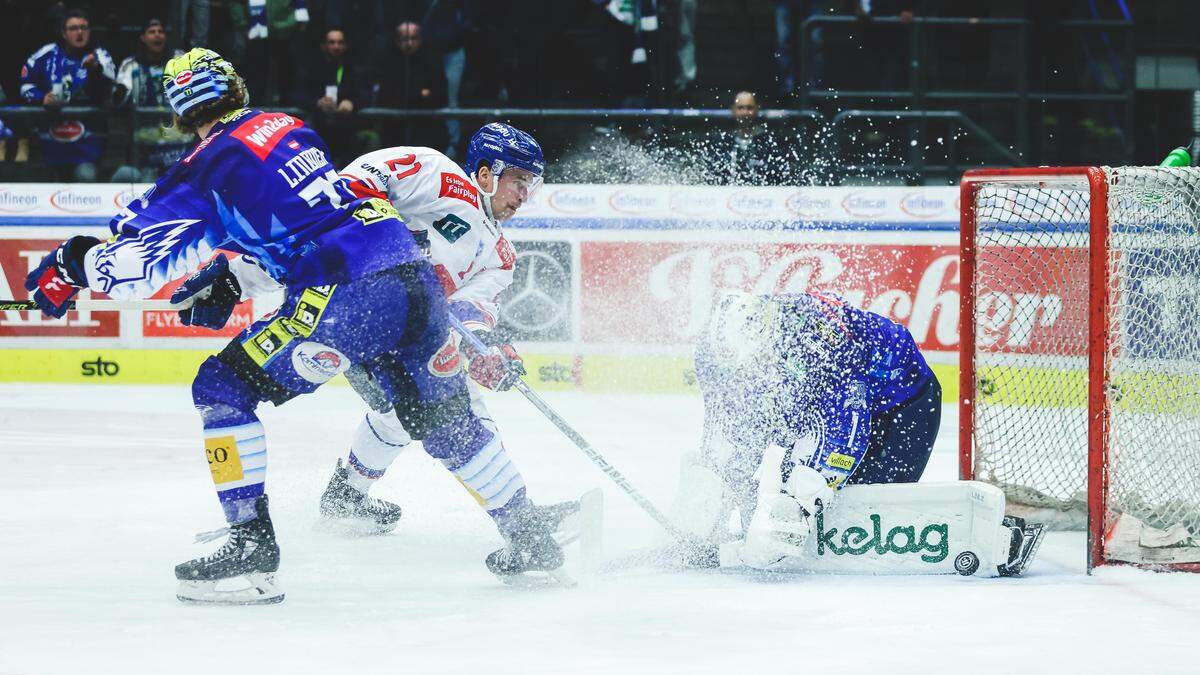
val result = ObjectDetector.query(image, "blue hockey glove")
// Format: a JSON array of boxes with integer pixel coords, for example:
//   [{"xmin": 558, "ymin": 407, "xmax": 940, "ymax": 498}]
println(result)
[
  {"xmin": 171, "ymin": 254, "xmax": 242, "ymax": 329},
  {"xmin": 23, "ymin": 236, "xmax": 100, "ymax": 318}
]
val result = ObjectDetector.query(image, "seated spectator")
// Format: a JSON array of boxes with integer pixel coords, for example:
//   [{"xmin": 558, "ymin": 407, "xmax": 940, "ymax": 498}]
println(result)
[
  {"xmin": 375, "ymin": 20, "xmax": 447, "ymax": 148},
  {"xmin": 111, "ymin": 19, "xmax": 190, "ymax": 183},
  {"xmin": 301, "ymin": 28, "xmax": 374, "ymax": 165},
  {"xmin": 712, "ymin": 91, "xmax": 799, "ymax": 186},
  {"xmin": 19, "ymin": 8, "xmax": 115, "ymax": 182}
]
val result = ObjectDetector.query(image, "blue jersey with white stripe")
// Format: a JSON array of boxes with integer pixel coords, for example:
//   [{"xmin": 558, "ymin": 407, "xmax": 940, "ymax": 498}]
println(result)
[
  {"xmin": 83, "ymin": 108, "xmax": 422, "ymax": 299},
  {"xmin": 696, "ymin": 292, "xmax": 934, "ymax": 487},
  {"xmin": 20, "ymin": 42, "xmax": 116, "ymax": 164}
]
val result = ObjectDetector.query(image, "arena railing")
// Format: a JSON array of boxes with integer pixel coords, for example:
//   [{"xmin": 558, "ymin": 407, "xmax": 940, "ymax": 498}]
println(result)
[{"xmin": 796, "ymin": 15, "xmax": 1136, "ymax": 167}]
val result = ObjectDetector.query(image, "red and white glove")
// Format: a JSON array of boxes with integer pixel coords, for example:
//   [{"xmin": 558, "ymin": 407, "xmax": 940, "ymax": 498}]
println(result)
[{"xmin": 461, "ymin": 330, "xmax": 525, "ymax": 391}]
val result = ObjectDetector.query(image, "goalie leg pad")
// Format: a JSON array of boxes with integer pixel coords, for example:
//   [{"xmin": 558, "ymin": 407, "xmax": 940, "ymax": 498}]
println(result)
[{"xmin": 725, "ymin": 481, "xmax": 1039, "ymax": 577}]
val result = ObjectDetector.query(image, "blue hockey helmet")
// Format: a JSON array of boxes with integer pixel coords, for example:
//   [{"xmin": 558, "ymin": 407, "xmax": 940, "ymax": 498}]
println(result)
[{"xmin": 466, "ymin": 122, "xmax": 545, "ymax": 180}]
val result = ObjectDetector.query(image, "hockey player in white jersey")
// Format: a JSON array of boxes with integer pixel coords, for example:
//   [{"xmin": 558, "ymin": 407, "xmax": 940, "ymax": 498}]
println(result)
[{"xmin": 314, "ymin": 123, "xmax": 579, "ymax": 581}]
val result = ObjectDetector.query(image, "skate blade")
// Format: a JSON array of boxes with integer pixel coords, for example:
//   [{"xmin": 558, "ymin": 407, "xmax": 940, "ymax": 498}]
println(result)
[
  {"xmin": 314, "ymin": 513, "xmax": 399, "ymax": 537},
  {"xmin": 176, "ymin": 572, "xmax": 285, "ymax": 605},
  {"xmin": 495, "ymin": 567, "xmax": 577, "ymax": 589}
]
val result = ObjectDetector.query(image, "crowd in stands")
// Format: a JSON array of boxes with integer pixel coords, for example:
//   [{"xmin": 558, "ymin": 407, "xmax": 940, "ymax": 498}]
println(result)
[{"xmin": 0, "ymin": 1, "xmax": 1160, "ymax": 184}]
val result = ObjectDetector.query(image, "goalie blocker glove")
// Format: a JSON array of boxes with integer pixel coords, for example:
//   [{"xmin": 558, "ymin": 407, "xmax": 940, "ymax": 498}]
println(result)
[
  {"xmin": 23, "ymin": 236, "xmax": 100, "ymax": 318},
  {"xmin": 461, "ymin": 329, "xmax": 526, "ymax": 391}
]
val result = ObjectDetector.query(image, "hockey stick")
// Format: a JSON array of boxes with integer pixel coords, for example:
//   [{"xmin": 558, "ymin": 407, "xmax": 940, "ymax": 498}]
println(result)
[
  {"xmin": 0, "ymin": 298, "xmax": 188, "ymax": 312},
  {"xmin": 449, "ymin": 314, "xmax": 696, "ymax": 546}
]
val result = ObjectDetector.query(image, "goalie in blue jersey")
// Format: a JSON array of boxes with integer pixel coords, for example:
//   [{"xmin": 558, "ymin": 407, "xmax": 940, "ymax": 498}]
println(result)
[
  {"xmin": 23, "ymin": 49, "xmax": 565, "ymax": 604},
  {"xmin": 673, "ymin": 291, "xmax": 943, "ymax": 568}
]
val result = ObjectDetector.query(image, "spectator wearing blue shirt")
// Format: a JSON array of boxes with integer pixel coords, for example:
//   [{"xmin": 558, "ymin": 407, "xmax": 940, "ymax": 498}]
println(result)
[{"xmin": 19, "ymin": 8, "xmax": 115, "ymax": 181}]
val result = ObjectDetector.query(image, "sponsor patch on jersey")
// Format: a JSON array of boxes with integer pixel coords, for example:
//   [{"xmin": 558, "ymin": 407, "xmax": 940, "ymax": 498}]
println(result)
[
  {"xmin": 205, "ymin": 435, "xmax": 244, "ymax": 484},
  {"xmin": 291, "ymin": 341, "xmax": 348, "ymax": 384},
  {"xmin": 826, "ymin": 452, "xmax": 856, "ymax": 471},
  {"xmin": 230, "ymin": 112, "xmax": 304, "ymax": 161},
  {"xmin": 439, "ymin": 172, "xmax": 479, "ymax": 208},
  {"xmin": 496, "ymin": 235, "xmax": 516, "ymax": 270},
  {"xmin": 428, "ymin": 336, "xmax": 463, "ymax": 377},
  {"xmin": 173, "ymin": 70, "xmax": 193, "ymax": 86}
]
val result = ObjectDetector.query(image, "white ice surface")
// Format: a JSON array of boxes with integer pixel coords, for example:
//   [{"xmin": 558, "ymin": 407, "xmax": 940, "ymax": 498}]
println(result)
[{"xmin": 2, "ymin": 384, "xmax": 1199, "ymax": 674}]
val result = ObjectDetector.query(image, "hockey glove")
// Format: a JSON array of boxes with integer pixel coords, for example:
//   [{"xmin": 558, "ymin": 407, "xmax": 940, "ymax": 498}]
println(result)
[
  {"xmin": 23, "ymin": 235, "xmax": 100, "ymax": 318},
  {"xmin": 462, "ymin": 330, "xmax": 526, "ymax": 391},
  {"xmin": 171, "ymin": 254, "xmax": 242, "ymax": 329}
]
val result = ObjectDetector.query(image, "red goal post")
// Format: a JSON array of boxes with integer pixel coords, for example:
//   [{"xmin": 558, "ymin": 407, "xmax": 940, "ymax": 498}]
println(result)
[{"xmin": 959, "ymin": 166, "xmax": 1200, "ymax": 572}]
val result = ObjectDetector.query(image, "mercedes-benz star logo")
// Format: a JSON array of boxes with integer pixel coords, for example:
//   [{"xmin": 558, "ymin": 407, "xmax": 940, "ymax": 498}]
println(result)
[{"xmin": 501, "ymin": 249, "xmax": 570, "ymax": 334}]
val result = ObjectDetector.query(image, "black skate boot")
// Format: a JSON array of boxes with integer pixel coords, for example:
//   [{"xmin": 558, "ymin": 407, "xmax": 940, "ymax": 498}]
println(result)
[
  {"xmin": 175, "ymin": 495, "xmax": 283, "ymax": 605},
  {"xmin": 319, "ymin": 459, "xmax": 402, "ymax": 534},
  {"xmin": 486, "ymin": 499, "xmax": 580, "ymax": 586}
]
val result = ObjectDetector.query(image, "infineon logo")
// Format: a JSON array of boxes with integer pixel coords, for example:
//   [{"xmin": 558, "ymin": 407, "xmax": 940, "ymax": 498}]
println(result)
[
  {"xmin": 0, "ymin": 189, "xmax": 39, "ymax": 213},
  {"xmin": 668, "ymin": 191, "xmax": 719, "ymax": 218},
  {"xmin": 727, "ymin": 192, "xmax": 776, "ymax": 217},
  {"xmin": 50, "ymin": 189, "xmax": 104, "ymax": 214},
  {"xmin": 608, "ymin": 189, "xmax": 659, "ymax": 215},
  {"xmin": 900, "ymin": 192, "xmax": 950, "ymax": 219},
  {"xmin": 841, "ymin": 191, "xmax": 888, "ymax": 219},
  {"xmin": 785, "ymin": 191, "xmax": 833, "ymax": 219},
  {"xmin": 547, "ymin": 189, "xmax": 596, "ymax": 214},
  {"xmin": 113, "ymin": 188, "xmax": 138, "ymax": 210}
]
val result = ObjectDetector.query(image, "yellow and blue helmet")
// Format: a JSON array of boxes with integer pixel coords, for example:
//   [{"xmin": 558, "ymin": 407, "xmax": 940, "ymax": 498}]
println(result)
[{"xmin": 163, "ymin": 48, "xmax": 242, "ymax": 117}]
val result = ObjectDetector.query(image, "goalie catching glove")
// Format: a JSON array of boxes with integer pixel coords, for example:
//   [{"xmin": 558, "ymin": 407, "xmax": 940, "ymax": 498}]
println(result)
[
  {"xmin": 460, "ymin": 329, "xmax": 525, "ymax": 391},
  {"xmin": 720, "ymin": 449, "xmax": 834, "ymax": 569}
]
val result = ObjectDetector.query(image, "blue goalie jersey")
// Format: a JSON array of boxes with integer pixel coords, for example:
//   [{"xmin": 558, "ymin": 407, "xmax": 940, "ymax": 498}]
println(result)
[
  {"xmin": 82, "ymin": 108, "xmax": 422, "ymax": 299},
  {"xmin": 696, "ymin": 292, "xmax": 935, "ymax": 487}
]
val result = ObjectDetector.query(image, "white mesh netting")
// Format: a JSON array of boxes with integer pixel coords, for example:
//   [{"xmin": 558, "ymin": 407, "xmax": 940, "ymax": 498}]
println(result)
[{"xmin": 969, "ymin": 167, "xmax": 1200, "ymax": 565}]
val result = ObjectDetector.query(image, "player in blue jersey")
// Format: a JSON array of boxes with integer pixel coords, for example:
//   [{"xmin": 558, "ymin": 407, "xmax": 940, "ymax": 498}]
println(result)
[
  {"xmin": 672, "ymin": 291, "xmax": 942, "ymax": 567},
  {"xmin": 23, "ymin": 49, "xmax": 566, "ymax": 603}
]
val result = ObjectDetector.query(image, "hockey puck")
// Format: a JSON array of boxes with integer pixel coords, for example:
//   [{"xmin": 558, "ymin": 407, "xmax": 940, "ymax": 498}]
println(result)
[{"xmin": 954, "ymin": 551, "xmax": 981, "ymax": 576}]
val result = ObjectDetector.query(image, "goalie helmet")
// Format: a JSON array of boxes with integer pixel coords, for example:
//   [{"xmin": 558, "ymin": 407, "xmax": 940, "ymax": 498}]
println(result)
[
  {"xmin": 705, "ymin": 291, "xmax": 783, "ymax": 372},
  {"xmin": 163, "ymin": 48, "xmax": 244, "ymax": 117}
]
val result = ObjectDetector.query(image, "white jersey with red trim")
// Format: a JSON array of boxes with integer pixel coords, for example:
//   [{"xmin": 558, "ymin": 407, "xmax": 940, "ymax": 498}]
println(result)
[{"xmin": 339, "ymin": 146, "xmax": 516, "ymax": 332}]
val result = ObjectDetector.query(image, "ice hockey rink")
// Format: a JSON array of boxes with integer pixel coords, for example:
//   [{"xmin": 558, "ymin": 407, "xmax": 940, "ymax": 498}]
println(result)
[{"xmin": 2, "ymin": 383, "xmax": 1198, "ymax": 675}]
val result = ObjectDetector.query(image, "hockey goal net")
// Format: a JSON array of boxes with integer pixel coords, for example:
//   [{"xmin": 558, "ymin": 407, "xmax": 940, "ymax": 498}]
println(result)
[{"xmin": 960, "ymin": 166, "xmax": 1200, "ymax": 571}]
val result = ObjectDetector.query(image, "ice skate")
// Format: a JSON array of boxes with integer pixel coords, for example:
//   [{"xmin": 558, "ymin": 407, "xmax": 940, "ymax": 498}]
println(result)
[
  {"xmin": 175, "ymin": 495, "xmax": 284, "ymax": 605},
  {"xmin": 486, "ymin": 494, "xmax": 598, "ymax": 588},
  {"xmin": 319, "ymin": 459, "xmax": 403, "ymax": 535}
]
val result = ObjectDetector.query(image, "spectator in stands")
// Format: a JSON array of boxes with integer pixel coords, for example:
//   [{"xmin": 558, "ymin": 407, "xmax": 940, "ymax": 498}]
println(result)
[
  {"xmin": 244, "ymin": 0, "xmax": 310, "ymax": 105},
  {"xmin": 423, "ymin": 0, "xmax": 467, "ymax": 159},
  {"xmin": 713, "ymin": 90, "xmax": 798, "ymax": 186},
  {"xmin": 19, "ymin": 8, "xmax": 115, "ymax": 182},
  {"xmin": 302, "ymin": 28, "xmax": 373, "ymax": 165},
  {"xmin": 375, "ymin": 20, "xmax": 446, "ymax": 148},
  {"xmin": 168, "ymin": 0, "xmax": 210, "ymax": 50},
  {"xmin": 111, "ymin": 19, "xmax": 189, "ymax": 183}
]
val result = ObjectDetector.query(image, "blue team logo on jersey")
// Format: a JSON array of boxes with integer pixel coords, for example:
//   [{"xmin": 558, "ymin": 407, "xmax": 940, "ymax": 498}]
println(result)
[{"xmin": 92, "ymin": 219, "xmax": 200, "ymax": 293}]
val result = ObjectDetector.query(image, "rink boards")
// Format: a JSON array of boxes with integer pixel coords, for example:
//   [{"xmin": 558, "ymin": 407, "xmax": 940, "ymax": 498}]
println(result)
[{"xmin": 0, "ymin": 182, "xmax": 970, "ymax": 398}]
